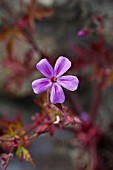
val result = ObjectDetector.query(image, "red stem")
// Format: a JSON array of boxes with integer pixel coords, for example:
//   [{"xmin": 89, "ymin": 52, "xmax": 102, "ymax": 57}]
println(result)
[
  {"xmin": 90, "ymin": 80, "xmax": 102, "ymax": 124},
  {"xmin": 68, "ymin": 92, "xmax": 83, "ymax": 115},
  {"xmin": 90, "ymin": 141, "xmax": 105, "ymax": 170},
  {"xmin": 4, "ymin": 144, "xmax": 17, "ymax": 170}
]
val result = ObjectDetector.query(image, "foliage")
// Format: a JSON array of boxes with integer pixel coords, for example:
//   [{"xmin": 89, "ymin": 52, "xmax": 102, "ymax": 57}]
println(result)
[{"xmin": 0, "ymin": 1, "xmax": 113, "ymax": 170}]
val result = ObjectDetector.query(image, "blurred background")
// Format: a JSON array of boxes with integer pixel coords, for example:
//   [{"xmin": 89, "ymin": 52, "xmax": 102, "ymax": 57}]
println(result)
[{"xmin": 0, "ymin": 0, "xmax": 113, "ymax": 170}]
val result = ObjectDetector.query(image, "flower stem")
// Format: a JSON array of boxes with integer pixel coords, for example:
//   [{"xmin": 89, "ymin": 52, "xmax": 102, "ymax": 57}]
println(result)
[
  {"xmin": 47, "ymin": 90, "xmax": 50, "ymax": 103},
  {"xmin": 68, "ymin": 92, "xmax": 83, "ymax": 114},
  {"xmin": 90, "ymin": 80, "xmax": 102, "ymax": 124},
  {"xmin": 4, "ymin": 144, "xmax": 17, "ymax": 170}
]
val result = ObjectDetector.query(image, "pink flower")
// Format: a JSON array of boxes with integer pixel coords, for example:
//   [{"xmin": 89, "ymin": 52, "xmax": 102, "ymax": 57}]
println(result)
[
  {"xmin": 77, "ymin": 29, "xmax": 92, "ymax": 37},
  {"xmin": 32, "ymin": 56, "xmax": 79, "ymax": 104}
]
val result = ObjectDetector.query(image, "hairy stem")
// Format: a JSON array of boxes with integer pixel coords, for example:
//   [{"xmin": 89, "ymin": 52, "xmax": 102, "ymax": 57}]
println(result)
[
  {"xmin": 68, "ymin": 92, "xmax": 83, "ymax": 114},
  {"xmin": 90, "ymin": 80, "xmax": 102, "ymax": 124},
  {"xmin": 4, "ymin": 144, "xmax": 17, "ymax": 170}
]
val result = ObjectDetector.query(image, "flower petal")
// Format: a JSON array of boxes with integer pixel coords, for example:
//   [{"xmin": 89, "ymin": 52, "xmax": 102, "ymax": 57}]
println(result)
[
  {"xmin": 54, "ymin": 56, "xmax": 71, "ymax": 77},
  {"xmin": 57, "ymin": 75, "xmax": 79, "ymax": 91},
  {"xmin": 32, "ymin": 78, "xmax": 52, "ymax": 94},
  {"xmin": 50, "ymin": 83, "xmax": 65, "ymax": 104},
  {"xmin": 36, "ymin": 58, "xmax": 53, "ymax": 78}
]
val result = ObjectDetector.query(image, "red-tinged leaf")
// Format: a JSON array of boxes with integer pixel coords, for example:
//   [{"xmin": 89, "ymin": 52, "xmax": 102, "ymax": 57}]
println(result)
[
  {"xmin": 90, "ymin": 40, "xmax": 105, "ymax": 53},
  {"xmin": 24, "ymin": 49, "xmax": 33, "ymax": 66},
  {"xmin": 0, "ymin": 29, "xmax": 11, "ymax": 40},
  {"xmin": 28, "ymin": 15, "xmax": 36, "ymax": 31},
  {"xmin": 35, "ymin": 8, "xmax": 54, "ymax": 20},
  {"xmin": 27, "ymin": 0, "xmax": 37, "ymax": 31},
  {"xmin": 105, "ymin": 49, "xmax": 113, "ymax": 64},
  {"xmin": 102, "ymin": 70, "xmax": 113, "ymax": 89},
  {"xmin": 4, "ymin": 72, "xmax": 26, "ymax": 92},
  {"xmin": 36, "ymin": 124, "xmax": 48, "ymax": 134},
  {"xmin": 16, "ymin": 31, "xmax": 29, "ymax": 42},
  {"xmin": 16, "ymin": 146, "xmax": 35, "ymax": 166},
  {"xmin": 17, "ymin": 16, "xmax": 29, "ymax": 29},
  {"xmin": 49, "ymin": 124, "xmax": 55, "ymax": 136},
  {"xmin": 3, "ymin": 119, "xmax": 24, "ymax": 138},
  {"xmin": 0, "ymin": 28, "xmax": 20, "ymax": 41},
  {"xmin": 6, "ymin": 39, "xmax": 16, "ymax": 58},
  {"xmin": 65, "ymin": 115, "xmax": 81, "ymax": 125},
  {"xmin": 0, "ymin": 154, "xmax": 9, "ymax": 167},
  {"xmin": 74, "ymin": 45, "xmax": 92, "ymax": 57},
  {"xmin": 3, "ymin": 57, "xmax": 23, "ymax": 71},
  {"xmin": 25, "ymin": 0, "xmax": 54, "ymax": 30},
  {"xmin": 28, "ymin": 0, "xmax": 37, "ymax": 11},
  {"xmin": 92, "ymin": 15, "xmax": 103, "ymax": 23},
  {"xmin": 0, "ymin": 26, "xmax": 28, "ymax": 43}
]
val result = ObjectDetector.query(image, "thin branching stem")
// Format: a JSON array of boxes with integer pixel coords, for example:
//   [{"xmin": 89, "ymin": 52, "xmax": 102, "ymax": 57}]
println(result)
[{"xmin": 90, "ymin": 80, "xmax": 102, "ymax": 124}]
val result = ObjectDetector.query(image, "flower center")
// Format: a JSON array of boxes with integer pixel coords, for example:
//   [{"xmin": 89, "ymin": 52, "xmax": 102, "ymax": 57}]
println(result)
[{"xmin": 51, "ymin": 77, "xmax": 57, "ymax": 83}]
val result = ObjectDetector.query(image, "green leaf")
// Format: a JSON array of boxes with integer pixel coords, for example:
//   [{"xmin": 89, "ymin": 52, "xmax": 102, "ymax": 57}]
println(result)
[{"xmin": 16, "ymin": 146, "xmax": 35, "ymax": 166}]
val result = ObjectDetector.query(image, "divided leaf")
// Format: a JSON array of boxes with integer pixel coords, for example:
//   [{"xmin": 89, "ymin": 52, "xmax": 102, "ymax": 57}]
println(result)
[{"xmin": 16, "ymin": 146, "xmax": 35, "ymax": 166}]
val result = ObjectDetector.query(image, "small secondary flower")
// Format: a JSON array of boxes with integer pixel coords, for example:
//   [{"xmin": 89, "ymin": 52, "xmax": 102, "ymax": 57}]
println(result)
[
  {"xmin": 32, "ymin": 56, "xmax": 79, "ymax": 104},
  {"xmin": 77, "ymin": 29, "xmax": 92, "ymax": 37}
]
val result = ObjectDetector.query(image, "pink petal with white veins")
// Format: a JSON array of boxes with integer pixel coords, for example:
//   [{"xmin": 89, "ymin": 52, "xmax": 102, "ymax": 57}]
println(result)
[
  {"xmin": 50, "ymin": 83, "xmax": 65, "ymax": 104},
  {"xmin": 54, "ymin": 56, "xmax": 71, "ymax": 77},
  {"xmin": 36, "ymin": 58, "xmax": 53, "ymax": 78},
  {"xmin": 57, "ymin": 75, "xmax": 79, "ymax": 91},
  {"xmin": 32, "ymin": 78, "xmax": 52, "ymax": 94}
]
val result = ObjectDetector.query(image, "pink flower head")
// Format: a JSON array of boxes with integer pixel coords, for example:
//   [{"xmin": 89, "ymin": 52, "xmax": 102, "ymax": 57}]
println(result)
[
  {"xmin": 32, "ymin": 56, "xmax": 79, "ymax": 104},
  {"xmin": 77, "ymin": 29, "xmax": 92, "ymax": 37}
]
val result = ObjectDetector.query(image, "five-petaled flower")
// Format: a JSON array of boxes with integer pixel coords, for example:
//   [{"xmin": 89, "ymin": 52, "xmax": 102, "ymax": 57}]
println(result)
[{"xmin": 32, "ymin": 56, "xmax": 79, "ymax": 104}]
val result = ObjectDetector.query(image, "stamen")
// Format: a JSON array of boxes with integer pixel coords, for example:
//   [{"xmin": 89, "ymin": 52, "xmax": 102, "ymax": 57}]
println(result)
[{"xmin": 51, "ymin": 77, "xmax": 57, "ymax": 82}]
